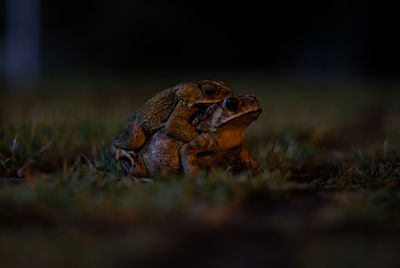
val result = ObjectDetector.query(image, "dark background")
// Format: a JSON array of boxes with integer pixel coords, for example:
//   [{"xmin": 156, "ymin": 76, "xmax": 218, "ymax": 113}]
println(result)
[{"xmin": 1, "ymin": 0, "xmax": 400, "ymax": 83}]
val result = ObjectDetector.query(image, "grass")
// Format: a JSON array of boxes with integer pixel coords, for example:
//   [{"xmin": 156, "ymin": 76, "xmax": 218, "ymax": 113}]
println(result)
[{"xmin": 1, "ymin": 76, "xmax": 400, "ymax": 267}]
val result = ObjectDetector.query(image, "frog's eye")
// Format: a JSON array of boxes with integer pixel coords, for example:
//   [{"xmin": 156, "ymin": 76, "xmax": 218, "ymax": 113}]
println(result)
[
  {"xmin": 224, "ymin": 97, "xmax": 239, "ymax": 111},
  {"xmin": 200, "ymin": 84, "xmax": 217, "ymax": 97},
  {"xmin": 204, "ymin": 88, "xmax": 217, "ymax": 96}
]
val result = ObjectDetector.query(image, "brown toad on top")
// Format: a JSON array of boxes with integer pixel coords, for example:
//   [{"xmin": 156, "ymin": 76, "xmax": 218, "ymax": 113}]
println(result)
[
  {"xmin": 130, "ymin": 94, "xmax": 263, "ymax": 178},
  {"xmin": 111, "ymin": 80, "xmax": 233, "ymax": 165}
]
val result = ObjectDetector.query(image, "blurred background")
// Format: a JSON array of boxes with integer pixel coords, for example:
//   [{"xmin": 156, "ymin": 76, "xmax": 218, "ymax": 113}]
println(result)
[
  {"xmin": 1, "ymin": 0, "xmax": 400, "ymax": 88},
  {"xmin": 2, "ymin": 0, "xmax": 400, "ymax": 147},
  {"xmin": 2, "ymin": 2, "xmax": 400, "ymax": 268}
]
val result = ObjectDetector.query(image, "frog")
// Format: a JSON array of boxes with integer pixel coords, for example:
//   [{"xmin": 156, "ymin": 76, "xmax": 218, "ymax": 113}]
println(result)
[
  {"xmin": 111, "ymin": 80, "xmax": 233, "ymax": 166},
  {"xmin": 129, "ymin": 94, "xmax": 263, "ymax": 178}
]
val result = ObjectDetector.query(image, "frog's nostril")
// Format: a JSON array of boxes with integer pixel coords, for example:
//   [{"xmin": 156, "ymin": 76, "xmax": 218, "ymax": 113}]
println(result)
[{"xmin": 244, "ymin": 93, "xmax": 255, "ymax": 98}]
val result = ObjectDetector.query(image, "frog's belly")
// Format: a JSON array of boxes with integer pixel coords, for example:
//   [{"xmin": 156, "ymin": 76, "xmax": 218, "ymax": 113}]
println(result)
[{"xmin": 141, "ymin": 129, "xmax": 184, "ymax": 177}]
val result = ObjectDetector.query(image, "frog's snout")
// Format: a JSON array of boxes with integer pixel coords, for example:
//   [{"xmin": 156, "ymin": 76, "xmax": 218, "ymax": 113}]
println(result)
[{"xmin": 241, "ymin": 93, "xmax": 261, "ymax": 113}]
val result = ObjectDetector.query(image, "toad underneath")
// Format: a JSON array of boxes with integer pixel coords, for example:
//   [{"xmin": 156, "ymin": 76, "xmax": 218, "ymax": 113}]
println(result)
[{"xmin": 129, "ymin": 94, "xmax": 263, "ymax": 178}]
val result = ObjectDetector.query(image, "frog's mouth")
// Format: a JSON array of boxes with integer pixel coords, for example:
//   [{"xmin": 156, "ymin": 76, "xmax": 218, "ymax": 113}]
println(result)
[{"xmin": 218, "ymin": 108, "xmax": 262, "ymax": 128}]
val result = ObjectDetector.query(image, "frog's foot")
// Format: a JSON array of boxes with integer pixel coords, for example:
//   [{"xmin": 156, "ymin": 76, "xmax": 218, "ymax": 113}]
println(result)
[
  {"xmin": 115, "ymin": 149, "xmax": 137, "ymax": 165},
  {"xmin": 117, "ymin": 151, "xmax": 148, "ymax": 178}
]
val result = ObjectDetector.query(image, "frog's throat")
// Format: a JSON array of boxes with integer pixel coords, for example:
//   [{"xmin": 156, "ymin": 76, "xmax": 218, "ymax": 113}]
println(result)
[{"xmin": 217, "ymin": 108, "xmax": 262, "ymax": 128}]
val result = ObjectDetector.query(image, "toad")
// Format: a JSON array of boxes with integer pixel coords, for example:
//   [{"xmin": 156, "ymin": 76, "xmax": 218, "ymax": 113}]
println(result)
[
  {"xmin": 111, "ymin": 80, "xmax": 233, "ymax": 165},
  {"xmin": 130, "ymin": 94, "xmax": 263, "ymax": 178}
]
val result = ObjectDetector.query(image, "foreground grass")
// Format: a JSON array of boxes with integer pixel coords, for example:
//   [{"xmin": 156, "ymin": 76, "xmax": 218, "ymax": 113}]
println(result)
[{"xmin": 1, "ymin": 77, "xmax": 400, "ymax": 267}]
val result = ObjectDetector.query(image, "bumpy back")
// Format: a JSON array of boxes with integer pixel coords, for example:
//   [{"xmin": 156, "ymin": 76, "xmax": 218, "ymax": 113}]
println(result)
[{"xmin": 138, "ymin": 86, "xmax": 177, "ymax": 136}]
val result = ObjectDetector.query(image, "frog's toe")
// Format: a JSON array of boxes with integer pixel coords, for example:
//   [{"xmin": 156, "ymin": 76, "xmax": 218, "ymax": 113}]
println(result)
[{"xmin": 116, "ymin": 149, "xmax": 136, "ymax": 165}]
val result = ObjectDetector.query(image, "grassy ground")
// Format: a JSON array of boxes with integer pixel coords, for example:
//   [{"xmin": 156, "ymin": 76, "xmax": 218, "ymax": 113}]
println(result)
[{"xmin": 1, "ymin": 75, "xmax": 400, "ymax": 267}]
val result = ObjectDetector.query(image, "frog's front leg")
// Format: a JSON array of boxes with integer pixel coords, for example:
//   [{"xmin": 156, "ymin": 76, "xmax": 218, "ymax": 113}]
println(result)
[
  {"xmin": 180, "ymin": 133, "xmax": 217, "ymax": 175},
  {"xmin": 165, "ymin": 102, "xmax": 199, "ymax": 143},
  {"xmin": 239, "ymin": 147, "xmax": 264, "ymax": 176}
]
